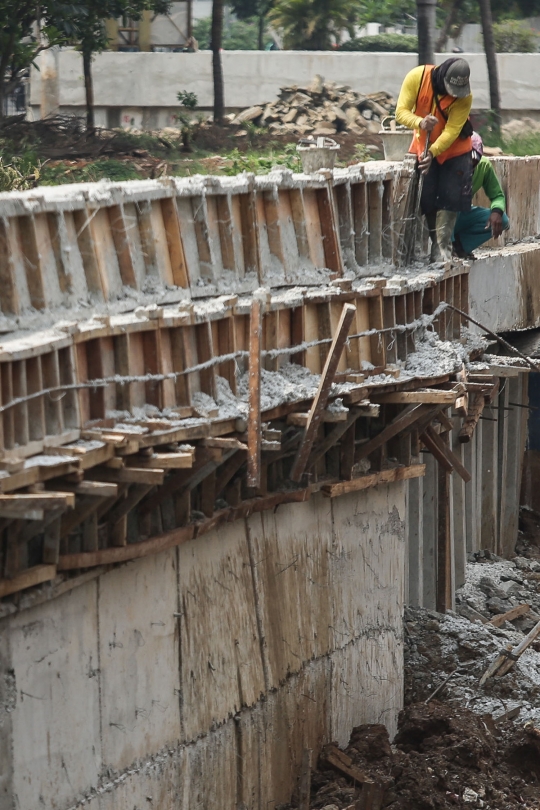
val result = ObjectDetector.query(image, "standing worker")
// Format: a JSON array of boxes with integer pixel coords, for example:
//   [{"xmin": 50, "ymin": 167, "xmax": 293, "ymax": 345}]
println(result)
[
  {"xmin": 453, "ymin": 132, "xmax": 509, "ymax": 259},
  {"xmin": 396, "ymin": 58, "xmax": 474, "ymax": 262}
]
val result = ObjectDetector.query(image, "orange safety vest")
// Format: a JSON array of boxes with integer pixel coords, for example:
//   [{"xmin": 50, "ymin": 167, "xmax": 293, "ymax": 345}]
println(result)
[{"xmin": 409, "ymin": 65, "xmax": 472, "ymax": 164}]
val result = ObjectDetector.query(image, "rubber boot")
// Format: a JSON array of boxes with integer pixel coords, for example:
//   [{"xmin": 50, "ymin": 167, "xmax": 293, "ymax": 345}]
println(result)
[
  {"xmin": 425, "ymin": 212, "xmax": 442, "ymax": 263},
  {"xmin": 435, "ymin": 210, "xmax": 458, "ymax": 262}
]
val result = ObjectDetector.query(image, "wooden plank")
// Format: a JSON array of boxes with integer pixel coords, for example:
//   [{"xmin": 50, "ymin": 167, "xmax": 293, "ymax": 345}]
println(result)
[
  {"xmin": 317, "ymin": 186, "xmax": 343, "ymax": 276},
  {"xmin": 0, "ymin": 493, "xmax": 74, "ymax": 517},
  {"xmin": 161, "ymin": 197, "xmax": 189, "ymax": 287},
  {"xmin": 43, "ymin": 518, "xmax": 61, "ymax": 565},
  {"xmin": 85, "ymin": 467, "xmax": 165, "ymax": 485},
  {"xmin": 51, "ymin": 480, "xmax": 118, "ymax": 497},
  {"xmin": 298, "ymin": 749, "xmax": 313, "ymax": 810},
  {"xmin": 58, "ymin": 524, "xmax": 196, "ymax": 569},
  {"xmin": 489, "ymin": 603, "xmax": 530, "ymax": 628},
  {"xmin": 105, "ymin": 484, "xmax": 153, "ymax": 528},
  {"xmin": 82, "ymin": 513, "xmax": 99, "ymax": 552},
  {"xmin": 200, "ymin": 470, "xmax": 216, "ymax": 517},
  {"xmin": 247, "ymin": 299, "xmax": 262, "ymax": 487},
  {"xmin": 373, "ymin": 390, "xmax": 457, "ymax": 405},
  {"xmin": 319, "ymin": 744, "xmax": 369, "ymax": 784},
  {"xmin": 421, "ymin": 426, "xmax": 472, "ymax": 483},
  {"xmin": 322, "ymin": 464, "xmax": 425, "ymax": 497},
  {"xmin": 291, "ymin": 303, "xmax": 356, "ymax": 482},
  {"xmin": 437, "ymin": 430, "xmax": 453, "ymax": 614},
  {"xmin": 307, "ymin": 408, "xmax": 366, "ymax": 472},
  {"xmin": 0, "ymin": 564, "xmax": 57, "ymax": 598},
  {"xmin": 355, "ymin": 404, "xmax": 432, "ymax": 463},
  {"xmin": 459, "ymin": 394, "xmax": 486, "ymax": 443},
  {"xmin": 125, "ymin": 452, "xmax": 193, "ymax": 469}
]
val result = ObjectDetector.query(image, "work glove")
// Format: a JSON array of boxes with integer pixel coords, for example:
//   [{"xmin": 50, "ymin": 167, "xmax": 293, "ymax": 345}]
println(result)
[
  {"xmin": 420, "ymin": 115, "xmax": 438, "ymax": 132},
  {"xmin": 487, "ymin": 210, "xmax": 503, "ymax": 239},
  {"xmin": 418, "ymin": 151, "xmax": 433, "ymax": 175}
]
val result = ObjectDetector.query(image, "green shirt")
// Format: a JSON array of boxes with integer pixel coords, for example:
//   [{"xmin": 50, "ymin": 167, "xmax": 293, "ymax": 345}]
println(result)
[{"xmin": 472, "ymin": 156, "xmax": 506, "ymax": 213}]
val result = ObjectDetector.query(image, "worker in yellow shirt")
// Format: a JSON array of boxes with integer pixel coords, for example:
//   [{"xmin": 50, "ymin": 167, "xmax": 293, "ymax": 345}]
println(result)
[{"xmin": 396, "ymin": 57, "xmax": 473, "ymax": 262}]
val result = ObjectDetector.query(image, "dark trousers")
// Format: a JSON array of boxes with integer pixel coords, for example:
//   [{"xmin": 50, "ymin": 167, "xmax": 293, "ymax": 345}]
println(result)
[{"xmin": 420, "ymin": 151, "xmax": 473, "ymax": 215}]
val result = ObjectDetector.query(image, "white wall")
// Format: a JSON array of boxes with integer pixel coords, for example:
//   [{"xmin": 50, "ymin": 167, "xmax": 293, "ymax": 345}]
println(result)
[{"xmin": 30, "ymin": 49, "xmax": 540, "ymax": 114}]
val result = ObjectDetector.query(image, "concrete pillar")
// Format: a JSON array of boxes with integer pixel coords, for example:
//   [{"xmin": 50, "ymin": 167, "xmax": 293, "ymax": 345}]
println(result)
[
  {"xmin": 421, "ymin": 452, "xmax": 437, "ymax": 610},
  {"xmin": 39, "ymin": 47, "xmax": 59, "ymax": 119},
  {"xmin": 474, "ymin": 421, "xmax": 483, "ymax": 551},
  {"xmin": 407, "ymin": 476, "xmax": 423, "ymax": 607}
]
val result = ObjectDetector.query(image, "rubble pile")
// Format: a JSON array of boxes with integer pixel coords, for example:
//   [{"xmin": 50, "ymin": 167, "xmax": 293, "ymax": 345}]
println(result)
[
  {"xmin": 230, "ymin": 75, "xmax": 395, "ymax": 137},
  {"xmin": 405, "ymin": 555, "xmax": 540, "ymax": 723},
  {"xmin": 293, "ymin": 701, "xmax": 540, "ymax": 809},
  {"xmin": 286, "ymin": 553, "xmax": 540, "ymax": 809}
]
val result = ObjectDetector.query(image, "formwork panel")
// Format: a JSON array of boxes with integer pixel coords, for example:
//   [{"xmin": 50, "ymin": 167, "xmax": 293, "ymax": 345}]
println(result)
[
  {"xmin": 178, "ymin": 521, "xmax": 265, "ymax": 742},
  {"xmin": 97, "ymin": 548, "xmax": 181, "ymax": 772},
  {"xmin": 9, "ymin": 581, "xmax": 101, "ymax": 810},
  {"xmin": 246, "ymin": 496, "xmax": 333, "ymax": 689},
  {"xmin": 329, "ymin": 483, "xmax": 407, "ymax": 647}
]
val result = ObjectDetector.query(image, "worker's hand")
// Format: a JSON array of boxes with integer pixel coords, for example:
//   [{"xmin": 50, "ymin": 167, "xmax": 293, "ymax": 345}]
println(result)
[
  {"xmin": 418, "ymin": 151, "xmax": 433, "ymax": 175},
  {"xmin": 420, "ymin": 114, "xmax": 438, "ymax": 132},
  {"xmin": 486, "ymin": 210, "xmax": 504, "ymax": 238}
]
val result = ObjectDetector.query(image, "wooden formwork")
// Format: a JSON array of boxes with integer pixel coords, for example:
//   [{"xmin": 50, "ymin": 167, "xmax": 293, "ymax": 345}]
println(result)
[
  {"xmin": 0, "ymin": 163, "xmax": 422, "ymax": 316},
  {"xmin": 0, "ymin": 162, "xmax": 503, "ymax": 609}
]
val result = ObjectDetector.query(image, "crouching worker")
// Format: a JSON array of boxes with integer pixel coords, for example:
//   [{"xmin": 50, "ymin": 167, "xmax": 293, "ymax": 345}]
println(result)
[
  {"xmin": 452, "ymin": 132, "xmax": 509, "ymax": 259},
  {"xmin": 396, "ymin": 57, "xmax": 473, "ymax": 262}
]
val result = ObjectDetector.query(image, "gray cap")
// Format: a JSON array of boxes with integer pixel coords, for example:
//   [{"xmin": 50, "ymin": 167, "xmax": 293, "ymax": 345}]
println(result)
[{"xmin": 444, "ymin": 58, "xmax": 471, "ymax": 98}]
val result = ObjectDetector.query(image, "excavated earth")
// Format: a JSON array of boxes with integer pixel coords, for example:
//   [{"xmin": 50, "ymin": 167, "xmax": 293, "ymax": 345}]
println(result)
[{"xmin": 285, "ymin": 515, "xmax": 540, "ymax": 809}]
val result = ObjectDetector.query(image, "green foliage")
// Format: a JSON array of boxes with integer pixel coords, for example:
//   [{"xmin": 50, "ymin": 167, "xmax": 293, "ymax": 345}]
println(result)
[
  {"xmin": 356, "ymin": 0, "xmax": 416, "ymax": 27},
  {"xmin": 0, "ymin": 155, "xmax": 40, "ymax": 191},
  {"xmin": 269, "ymin": 0, "xmax": 359, "ymax": 49},
  {"xmin": 177, "ymin": 90, "xmax": 198, "ymax": 109},
  {"xmin": 492, "ymin": 19, "xmax": 538, "ymax": 52},
  {"xmin": 193, "ymin": 14, "xmax": 272, "ymax": 49},
  {"xmin": 340, "ymin": 33, "xmax": 418, "ymax": 51},
  {"xmin": 40, "ymin": 158, "xmax": 142, "ymax": 184},
  {"xmin": 221, "ymin": 143, "xmax": 302, "ymax": 174}
]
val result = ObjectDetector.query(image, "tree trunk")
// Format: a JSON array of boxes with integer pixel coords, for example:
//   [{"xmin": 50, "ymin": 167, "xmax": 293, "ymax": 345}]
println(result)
[
  {"xmin": 211, "ymin": 0, "xmax": 225, "ymax": 124},
  {"xmin": 478, "ymin": 0, "xmax": 501, "ymax": 133},
  {"xmin": 435, "ymin": 0, "xmax": 464, "ymax": 52},
  {"xmin": 0, "ymin": 84, "xmax": 5, "ymax": 122},
  {"xmin": 417, "ymin": 0, "xmax": 437, "ymax": 65},
  {"xmin": 258, "ymin": 11, "xmax": 265, "ymax": 50},
  {"xmin": 82, "ymin": 49, "xmax": 95, "ymax": 133}
]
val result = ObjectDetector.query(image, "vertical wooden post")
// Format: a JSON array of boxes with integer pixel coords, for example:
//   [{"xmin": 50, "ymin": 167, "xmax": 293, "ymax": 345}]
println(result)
[
  {"xmin": 247, "ymin": 300, "xmax": 262, "ymax": 488},
  {"xmin": 437, "ymin": 430, "xmax": 453, "ymax": 613},
  {"xmin": 298, "ymin": 748, "xmax": 313, "ymax": 810}
]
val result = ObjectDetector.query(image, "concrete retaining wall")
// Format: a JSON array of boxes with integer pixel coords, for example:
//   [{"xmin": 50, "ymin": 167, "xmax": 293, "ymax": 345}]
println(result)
[
  {"xmin": 0, "ymin": 483, "xmax": 406, "ymax": 810},
  {"xmin": 29, "ymin": 50, "xmax": 540, "ymax": 127}
]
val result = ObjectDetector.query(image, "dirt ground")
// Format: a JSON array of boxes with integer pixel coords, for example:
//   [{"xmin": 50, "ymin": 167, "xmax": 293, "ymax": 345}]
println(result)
[{"xmin": 284, "ymin": 522, "xmax": 540, "ymax": 810}]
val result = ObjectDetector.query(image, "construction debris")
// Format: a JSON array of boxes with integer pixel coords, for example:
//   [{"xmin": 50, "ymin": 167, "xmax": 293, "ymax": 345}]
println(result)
[
  {"xmin": 231, "ymin": 76, "xmax": 395, "ymax": 137},
  {"xmin": 288, "ymin": 700, "xmax": 540, "ymax": 809}
]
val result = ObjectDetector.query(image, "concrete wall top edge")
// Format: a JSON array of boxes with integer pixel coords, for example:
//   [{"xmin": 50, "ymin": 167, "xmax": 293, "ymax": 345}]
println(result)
[{"xmin": 30, "ymin": 49, "xmax": 540, "ymax": 110}]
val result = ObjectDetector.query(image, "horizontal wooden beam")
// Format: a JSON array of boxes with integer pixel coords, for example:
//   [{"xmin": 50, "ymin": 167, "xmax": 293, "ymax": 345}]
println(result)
[
  {"xmin": 372, "ymin": 389, "xmax": 457, "ymax": 404},
  {"xmin": 321, "ymin": 464, "xmax": 426, "ymax": 498},
  {"xmin": 0, "ymin": 564, "xmax": 57, "ymax": 598}
]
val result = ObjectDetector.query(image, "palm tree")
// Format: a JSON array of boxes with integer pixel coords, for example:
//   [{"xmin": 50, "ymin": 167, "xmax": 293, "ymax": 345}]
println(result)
[{"xmin": 269, "ymin": 0, "xmax": 358, "ymax": 50}]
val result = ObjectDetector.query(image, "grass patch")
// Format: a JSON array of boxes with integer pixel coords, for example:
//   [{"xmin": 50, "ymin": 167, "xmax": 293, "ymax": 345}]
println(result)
[{"xmin": 40, "ymin": 158, "xmax": 144, "ymax": 185}]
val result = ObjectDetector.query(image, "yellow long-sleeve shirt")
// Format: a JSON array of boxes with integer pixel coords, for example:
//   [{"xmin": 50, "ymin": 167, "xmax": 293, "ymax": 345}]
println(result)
[{"xmin": 395, "ymin": 65, "xmax": 472, "ymax": 158}]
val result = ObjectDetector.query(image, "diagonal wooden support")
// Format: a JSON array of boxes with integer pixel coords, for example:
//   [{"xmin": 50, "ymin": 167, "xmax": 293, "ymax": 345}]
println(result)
[
  {"xmin": 421, "ymin": 425, "xmax": 472, "ymax": 482},
  {"xmin": 306, "ymin": 407, "xmax": 366, "ymax": 473},
  {"xmin": 355, "ymin": 404, "xmax": 433, "ymax": 464},
  {"xmin": 290, "ymin": 303, "xmax": 356, "ymax": 482},
  {"xmin": 247, "ymin": 299, "xmax": 262, "ymax": 487}
]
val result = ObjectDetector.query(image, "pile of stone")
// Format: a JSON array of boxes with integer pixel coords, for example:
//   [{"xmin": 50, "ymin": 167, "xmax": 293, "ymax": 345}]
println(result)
[{"xmin": 229, "ymin": 75, "xmax": 395, "ymax": 137}]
